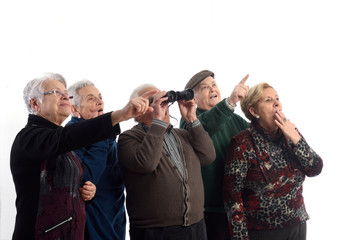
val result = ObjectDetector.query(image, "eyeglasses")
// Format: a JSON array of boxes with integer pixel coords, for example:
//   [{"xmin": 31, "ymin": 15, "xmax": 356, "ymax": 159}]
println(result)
[{"xmin": 43, "ymin": 90, "xmax": 73, "ymax": 99}]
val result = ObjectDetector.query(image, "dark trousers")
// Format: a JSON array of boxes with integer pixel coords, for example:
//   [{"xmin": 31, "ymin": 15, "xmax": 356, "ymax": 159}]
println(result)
[
  {"xmin": 204, "ymin": 212, "xmax": 231, "ymax": 240},
  {"xmin": 249, "ymin": 222, "xmax": 307, "ymax": 240},
  {"xmin": 129, "ymin": 219, "xmax": 207, "ymax": 240}
]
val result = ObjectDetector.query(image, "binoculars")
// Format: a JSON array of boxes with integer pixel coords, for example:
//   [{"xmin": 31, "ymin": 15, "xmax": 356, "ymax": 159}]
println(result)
[
  {"xmin": 164, "ymin": 88, "xmax": 194, "ymax": 103},
  {"xmin": 149, "ymin": 88, "xmax": 194, "ymax": 104}
]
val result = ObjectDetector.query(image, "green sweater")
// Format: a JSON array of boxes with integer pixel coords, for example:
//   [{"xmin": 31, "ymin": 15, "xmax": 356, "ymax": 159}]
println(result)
[{"xmin": 180, "ymin": 99, "xmax": 249, "ymax": 213}]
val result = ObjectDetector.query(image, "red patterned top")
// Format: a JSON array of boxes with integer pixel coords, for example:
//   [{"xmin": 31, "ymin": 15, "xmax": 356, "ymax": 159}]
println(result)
[{"xmin": 223, "ymin": 121, "xmax": 323, "ymax": 240}]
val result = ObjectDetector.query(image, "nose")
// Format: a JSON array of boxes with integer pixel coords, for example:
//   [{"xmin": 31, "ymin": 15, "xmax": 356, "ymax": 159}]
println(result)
[
  {"xmin": 61, "ymin": 93, "xmax": 71, "ymax": 100},
  {"xmin": 274, "ymin": 99, "xmax": 281, "ymax": 108},
  {"xmin": 96, "ymin": 98, "xmax": 104, "ymax": 105}
]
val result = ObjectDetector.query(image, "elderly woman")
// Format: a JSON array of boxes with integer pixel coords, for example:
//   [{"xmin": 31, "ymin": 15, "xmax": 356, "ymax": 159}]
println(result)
[
  {"xmin": 223, "ymin": 82, "xmax": 323, "ymax": 240},
  {"xmin": 66, "ymin": 80, "xmax": 126, "ymax": 240},
  {"xmin": 10, "ymin": 73, "xmax": 153, "ymax": 240}
]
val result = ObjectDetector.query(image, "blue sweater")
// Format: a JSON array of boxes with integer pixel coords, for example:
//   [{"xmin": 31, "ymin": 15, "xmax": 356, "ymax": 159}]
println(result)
[{"xmin": 67, "ymin": 116, "xmax": 126, "ymax": 240}]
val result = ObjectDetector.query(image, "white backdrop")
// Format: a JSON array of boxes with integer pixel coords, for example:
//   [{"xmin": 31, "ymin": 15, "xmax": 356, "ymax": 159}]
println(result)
[{"xmin": 1, "ymin": 0, "xmax": 359, "ymax": 239}]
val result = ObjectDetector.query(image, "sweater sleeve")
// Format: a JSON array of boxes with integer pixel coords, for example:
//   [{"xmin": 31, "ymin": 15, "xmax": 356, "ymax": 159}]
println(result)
[
  {"xmin": 60, "ymin": 112, "xmax": 120, "ymax": 153},
  {"xmin": 223, "ymin": 133, "xmax": 251, "ymax": 240},
  {"xmin": 196, "ymin": 99, "xmax": 237, "ymax": 136},
  {"xmin": 16, "ymin": 113, "xmax": 120, "ymax": 164},
  {"xmin": 186, "ymin": 122, "xmax": 216, "ymax": 166},
  {"xmin": 291, "ymin": 137, "xmax": 323, "ymax": 177}
]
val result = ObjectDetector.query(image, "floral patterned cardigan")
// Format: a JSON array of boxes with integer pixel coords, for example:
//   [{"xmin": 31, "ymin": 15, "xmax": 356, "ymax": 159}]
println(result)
[{"xmin": 223, "ymin": 121, "xmax": 323, "ymax": 240}]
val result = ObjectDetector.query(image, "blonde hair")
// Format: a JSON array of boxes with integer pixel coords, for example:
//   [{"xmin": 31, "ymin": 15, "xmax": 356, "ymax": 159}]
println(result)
[{"xmin": 240, "ymin": 82, "xmax": 274, "ymax": 121}]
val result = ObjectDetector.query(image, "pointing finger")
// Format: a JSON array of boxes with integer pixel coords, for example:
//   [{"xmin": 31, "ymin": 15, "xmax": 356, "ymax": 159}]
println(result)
[{"xmin": 240, "ymin": 74, "xmax": 249, "ymax": 85}]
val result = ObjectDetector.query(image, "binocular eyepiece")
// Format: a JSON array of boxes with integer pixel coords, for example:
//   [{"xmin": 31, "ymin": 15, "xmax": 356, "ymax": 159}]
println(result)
[{"xmin": 165, "ymin": 88, "xmax": 194, "ymax": 103}]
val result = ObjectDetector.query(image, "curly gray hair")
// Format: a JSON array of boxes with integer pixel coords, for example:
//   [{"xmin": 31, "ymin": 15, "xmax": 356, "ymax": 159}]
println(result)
[
  {"xmin": 23, "ymin": 72, "xmax": 67, "ymax": 114},
  {"xmin": 68, "ymin": 79, "xmax": 95, "ymax": 107},
  {"xmin": 67, "ymin": 79, "xmax": 95, "ymax": 117}
]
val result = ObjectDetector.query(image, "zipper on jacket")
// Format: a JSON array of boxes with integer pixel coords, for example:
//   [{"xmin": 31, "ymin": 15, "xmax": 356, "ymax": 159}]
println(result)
[{"xmin": 44, "ymin": 216, "xmax": 73, "ymax": 233}]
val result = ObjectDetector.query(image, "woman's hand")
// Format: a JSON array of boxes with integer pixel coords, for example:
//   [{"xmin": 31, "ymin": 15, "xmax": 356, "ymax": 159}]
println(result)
[
  {"xmin": 275, "ymin": 110, "xmax": 301, "ymax": 145},
  {"xmin": 80, "ymin": 181, "xmax": 96, "ymax": 201}
]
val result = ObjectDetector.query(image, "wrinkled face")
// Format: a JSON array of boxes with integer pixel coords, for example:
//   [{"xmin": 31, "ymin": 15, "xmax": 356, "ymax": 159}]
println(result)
[
  {"xmin": 32, "ymin": 79, "xmax": 71, "ymax": 125},
  {"xmin": 194, "ymin": 76, "xmax": 222, "ymax": 111},
  {"xmin": 72, "ymin": 86, "xmax": 104, "ymax": 120},
  {"xmin": 252, "ymin": 87, "xmax": 282, "ymax": 132}
]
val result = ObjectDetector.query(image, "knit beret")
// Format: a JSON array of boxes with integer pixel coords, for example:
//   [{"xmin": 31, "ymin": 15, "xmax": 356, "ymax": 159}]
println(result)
[{"xmin": 185, "ymin": 70, "xmax": 215, "ymax": 89}]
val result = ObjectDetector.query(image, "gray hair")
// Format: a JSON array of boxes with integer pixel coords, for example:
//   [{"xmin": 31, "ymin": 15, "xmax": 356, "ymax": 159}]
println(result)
[
  {"xmin": 23, "ymin": 72, "xmax": 67, "ymax": 114},
  {"xmin": 68, "ymin": 79, "xmax": 95, "ymax": 108},
  {"xmin": 130, "ymin": 84, "xmax": 157, "ymax": 123},
  {"xmin": 129, "ymin": 84, "xmax": 157, "ymax": 99}
]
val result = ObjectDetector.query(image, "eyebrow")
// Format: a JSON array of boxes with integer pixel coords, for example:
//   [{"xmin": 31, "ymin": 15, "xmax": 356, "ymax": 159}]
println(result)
[
  {"xmin": 263, "ymin": 94, "xmax": 279, "ymax": 99},
  {"xmin": 86, "ymin": 93, "xmax": 102, "ymax": 98}
]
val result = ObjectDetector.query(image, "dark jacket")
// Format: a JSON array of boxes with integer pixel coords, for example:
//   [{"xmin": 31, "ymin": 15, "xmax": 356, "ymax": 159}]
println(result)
[
  {"xmin": 10, "ymin": 113, "xmax": 120, "ymax": 240},
  {"xmin": 117, "ymin": 122, "xmax": 215, "ymax": 228},
  {"xmin": 66, "ymin": 117, "xmax": 126, "ymax": 240}
]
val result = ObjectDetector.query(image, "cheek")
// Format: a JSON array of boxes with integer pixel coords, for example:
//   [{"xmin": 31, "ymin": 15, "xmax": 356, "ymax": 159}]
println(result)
[
  {"xmin": 258, "ymin": 106, "xmax": 273, "ymax": 117},
  {"xmin": 43, "ymin": 102, "xmax": 57, "ymax": 113},
  {"xmin": 215, "ymin": 88, "xmax": 221, "ymax": 96},
  {"xmin": 89, "ymin": 106, "xmax": 100, "ymax": 114}
]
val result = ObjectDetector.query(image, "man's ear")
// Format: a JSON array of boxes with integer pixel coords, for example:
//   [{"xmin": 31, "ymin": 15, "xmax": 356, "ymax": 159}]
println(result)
[
  {"xmin": 193, "ymin": 90, "xmax": 199, "ymax": 104},
  {"xmin": 30, "ymin": 98, "xmax": 40, "ymax": 113},
  {"xmin": 71, "ymin": 105, "xmax": 80, "ymax": 118}
]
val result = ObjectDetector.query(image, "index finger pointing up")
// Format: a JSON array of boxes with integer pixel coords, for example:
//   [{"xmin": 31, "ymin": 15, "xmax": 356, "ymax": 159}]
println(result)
[{"xmin": 240, "ymin": 74, "xmax": 249, "ymax": 85}]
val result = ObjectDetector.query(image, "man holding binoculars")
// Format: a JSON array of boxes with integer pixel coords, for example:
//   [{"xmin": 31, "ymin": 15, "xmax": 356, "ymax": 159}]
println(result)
[{"xmin": 117, "ymin": 84, "xmax": 216, "ymax": 240}]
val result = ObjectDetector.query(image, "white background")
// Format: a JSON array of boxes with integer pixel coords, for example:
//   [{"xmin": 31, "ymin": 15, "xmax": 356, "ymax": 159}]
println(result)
[{"xmin": 1, "ymin": 0, "xmax": 359, "ymax": 239}]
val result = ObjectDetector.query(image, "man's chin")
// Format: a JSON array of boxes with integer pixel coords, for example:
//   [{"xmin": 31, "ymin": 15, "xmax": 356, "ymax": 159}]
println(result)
[{"xmin": 210, "ymin": 98, "xmax": 221, "ymax": 106}]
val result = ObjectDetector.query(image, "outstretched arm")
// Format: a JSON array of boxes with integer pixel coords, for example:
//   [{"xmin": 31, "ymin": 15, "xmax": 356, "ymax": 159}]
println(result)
[{"xmin": 111, "ymin": 89, "xmax": 158, "ymax": 125}]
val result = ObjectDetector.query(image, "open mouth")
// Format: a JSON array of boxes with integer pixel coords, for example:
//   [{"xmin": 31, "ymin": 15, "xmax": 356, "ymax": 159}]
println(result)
[{"xmin": 210, "ymin": 94, "xmax": 218, "ymax": 100}]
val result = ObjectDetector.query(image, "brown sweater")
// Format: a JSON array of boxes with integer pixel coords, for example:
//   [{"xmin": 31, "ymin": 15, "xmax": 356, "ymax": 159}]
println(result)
[{"xmin": 117, "ymin": 122, "xmax": 215, "ymax": 228}]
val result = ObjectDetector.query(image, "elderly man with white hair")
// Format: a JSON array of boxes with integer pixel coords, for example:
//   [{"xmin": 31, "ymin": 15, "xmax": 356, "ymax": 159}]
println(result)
[
  {"xmin": 10, "ymin": 73, "xmax": 155, "ymax": 240},
  {"xmin": 117, "ymin": 84, "xmax": 216, "ymax": 240},
  {"xmin": 66, "ymin": 80, "xmax": 126, "ymax": 240}
]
